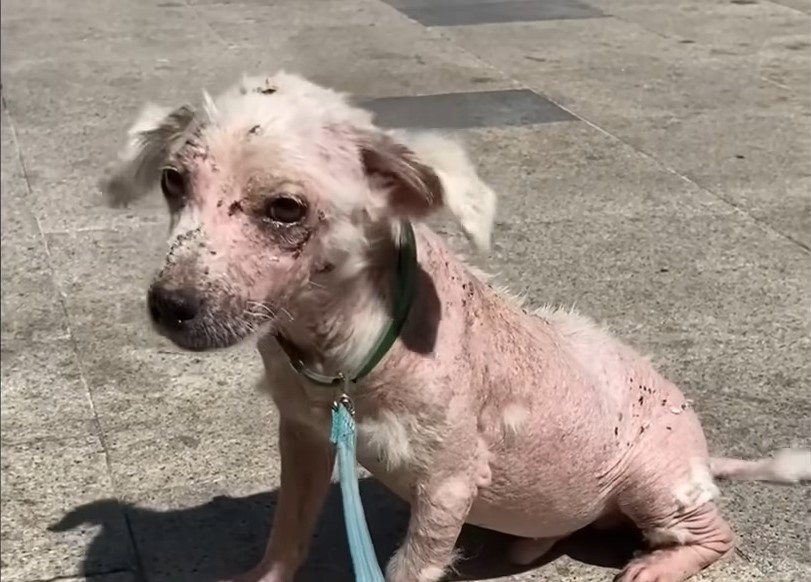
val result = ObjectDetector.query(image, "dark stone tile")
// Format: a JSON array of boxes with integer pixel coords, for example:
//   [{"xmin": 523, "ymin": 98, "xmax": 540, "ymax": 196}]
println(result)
[
  {"xmin": 362, "ymin": 89, "xmax": 574, "ymax": 129},
  {"xmin": 384, "ymin": 0, "xmax": 604, "ymax": 27}
]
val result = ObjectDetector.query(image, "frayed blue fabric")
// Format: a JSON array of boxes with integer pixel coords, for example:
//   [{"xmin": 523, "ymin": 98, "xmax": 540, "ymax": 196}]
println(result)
[{"xmin": 330, "ymin": 398, "xmax": 385, "ymax": 582}]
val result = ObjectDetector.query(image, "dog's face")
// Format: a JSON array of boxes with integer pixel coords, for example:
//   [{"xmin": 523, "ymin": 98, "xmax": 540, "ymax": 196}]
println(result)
[
  {"xmin": 148, "ymin": 123, "xmax": 330, "ymax": 351},
  {"xmin": 101, "ymin": 72, "xmax": 495, "ymax": 351}
]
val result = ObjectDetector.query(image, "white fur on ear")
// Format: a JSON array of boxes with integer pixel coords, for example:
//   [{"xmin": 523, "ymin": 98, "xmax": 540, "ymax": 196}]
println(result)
[
  {"xmin": 99, "ymin": 103, "xmax": 196, "ymax": 207},
  {"xmin": 394, "ymin": 131, "xmax": 497, "ymax": 253},
  {"xmin": 202, "ymin": 90, "xmax": 218, "ymax": 120}
]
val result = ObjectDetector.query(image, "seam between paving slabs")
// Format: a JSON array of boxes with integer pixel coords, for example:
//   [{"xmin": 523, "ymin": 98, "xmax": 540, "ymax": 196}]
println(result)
[
  {"xmin": 1, "ymin": 93, "xmax": 148, "ymax": 582},
  {"xmin": 376, "ymin": 2, "xmax": 811, "ymax": 256},
  {"xmin": 764, "ymin": 0, "xmax": 811, "ymax": 15},
  {"xmin": 180, "ymin": 0, "xmax": 231, "ymax": 48}
]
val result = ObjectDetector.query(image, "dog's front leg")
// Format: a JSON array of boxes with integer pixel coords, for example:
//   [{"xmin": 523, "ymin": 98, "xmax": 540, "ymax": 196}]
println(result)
[
  {"xmin": 235, "ymin": 418, "xmax": 334, "ymax": 582},
  {"xmin": 386, "ymin": 475, "xmax": 477, "ymax": 582}
]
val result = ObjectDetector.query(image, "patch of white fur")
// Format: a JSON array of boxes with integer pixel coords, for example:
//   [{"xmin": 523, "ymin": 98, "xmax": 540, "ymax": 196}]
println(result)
[
  {"xmin": 646, "ymin": 526, "xmax": 695, "ymax": 547},
  {"xmin": 356, "ymin": 411, "xmax": 416, "ymax": 471},
  {"xmin": 434, "ymin": 477, "xmax": 474, "ymax": 509},
  {"xmin": 394, "ymin": 130, "xmax": 496, "ymax": 253},
  {"xmin": 201, "ymin": 90, "xmax": 219, "ymax": 120},
  {"xmin": 461, "ymin": 261, "xmax": 495, "ymax": 286},
  {"xmin": 496, "ymin": 285, "xmax": 528, "ymax": 309},
  {"xmin": 501, "ymin": 403, "xmax": 529, "ymax": 441},
  {"xmin": 712, "ymin": 449, "xmax": 811, "ymax": 483},
  {"xmin": 204, "ymin": 71, "xmax": 378, "ymax": 184},
  {"xmin": 455, "ymin": 260, "xmax": 534, "ymax": 317},
  {"xmin": 673, "ymin": 460, "xmax": 720, "ymax": 511},
  {"xmin": 767, "ymin": 448, "xmax": 811, "ymax": 483},
  {"xmin": 464, "ymin": 276, "xmax": 526, "ymax": 309},
  {"xmin": 129, "ymin": 103, "xmax": 175, "ymax": 137},
  {"xmin": 100, "ymin": 102, "xmax": 185, "ymax": 206},
  {"xmin": 314, "ymin": 281, "xmax": 392, "ymax": 376},
  {"xmin": 417, "ymin": 565, "xmax": 446, "ymax": 582},
  {"xmin": 387, "ymin": 550, "xmax": 451, "ymax": 582},
  {"xmin": 169, "ymin": 205, "xmax": 201, "ymax": 239},
  {"xmin": 534, "ymin": 304, "xmax": 606, "ymax": 338}
]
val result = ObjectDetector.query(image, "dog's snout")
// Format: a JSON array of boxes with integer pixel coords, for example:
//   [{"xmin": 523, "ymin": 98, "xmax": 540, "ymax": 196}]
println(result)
[{"xmin": 148, "ymin": 285, "xmax": 201, "ymax": 329}]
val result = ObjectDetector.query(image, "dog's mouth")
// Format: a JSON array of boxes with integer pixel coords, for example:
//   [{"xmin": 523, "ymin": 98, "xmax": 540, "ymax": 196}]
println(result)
[
  {"xmin": 151, "ymin": 314, "xmax": 254, "ymax": 352},
  {"xmin": 147, "ymin": 288, "xmax": 274, "ymax": 351}
]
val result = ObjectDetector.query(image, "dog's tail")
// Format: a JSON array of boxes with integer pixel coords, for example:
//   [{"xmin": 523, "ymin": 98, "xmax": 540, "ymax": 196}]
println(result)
[{"xmin": 710, "ymin": 448, "xmax": 811, "ymax": 484}]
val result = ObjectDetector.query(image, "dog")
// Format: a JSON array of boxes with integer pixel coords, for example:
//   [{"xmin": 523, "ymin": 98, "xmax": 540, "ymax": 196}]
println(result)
[{"xmin": 100, "ymin": 71, "xmax": 811, "ymax": 582}]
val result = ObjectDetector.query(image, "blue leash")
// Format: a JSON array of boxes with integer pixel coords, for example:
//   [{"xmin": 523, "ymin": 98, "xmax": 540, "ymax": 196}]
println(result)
[
  {"xmin": 330, "ymin": 394, "xmax": 386, "ymax": 582},
  {"xmin": 276, "ymin": 222, "xmax": 418, "ymax": 582}
]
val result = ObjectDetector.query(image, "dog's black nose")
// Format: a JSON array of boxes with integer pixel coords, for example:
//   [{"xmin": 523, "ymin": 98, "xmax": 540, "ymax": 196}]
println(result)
[{"xmin": 147, "ymin": 285, "xmax": 201, "ymax": 328}]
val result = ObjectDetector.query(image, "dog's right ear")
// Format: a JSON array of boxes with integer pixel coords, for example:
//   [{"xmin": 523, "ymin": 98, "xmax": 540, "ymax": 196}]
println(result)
[
  {"xmin": 99, "ymin": 104, "xmax": 196, "ymax": 207},
  {"xmin": 360, "ymin": 129, "xmax": 497, "ymax": 253}
]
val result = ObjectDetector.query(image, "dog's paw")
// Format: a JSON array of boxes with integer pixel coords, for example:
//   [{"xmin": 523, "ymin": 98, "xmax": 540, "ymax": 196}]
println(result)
[{"xmin": 223, "ymin": 563, "xmax": 291, "ymax": 582}]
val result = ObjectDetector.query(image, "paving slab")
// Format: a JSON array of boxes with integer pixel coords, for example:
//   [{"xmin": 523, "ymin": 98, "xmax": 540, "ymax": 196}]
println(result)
[
  {"xmin": 489, "ymin": 209, "xmax": 809, "ymax": 335},
  {"xmin": 45, "ymin": 226, "xmax": 167, "ymax": 297},
  {"xmin": 0, "ymin": 106, "xmax": 39, "ymax": 243},
  {"xmin": 1, "ymin": 0, "xmax": 808, "ymax": 580},
  {"xmin": 594, "ymin": 111, "xmax": 811, "ymax": 249},
  {"xmin": 0, "ymin": 237, "xmax": 69, "ymax": 343},
  {"xmin": 458, "ymin": 122, "xmax": 734, "ymax": 222},
  {"xmin": 0, "ymin": 339, "xmax": 97, "ymax": 444},
  {"xmin": 0, "ymin": 437, "xmax": 133, "ymax": 581},
  {"xmin": 589, "ymin": 0, "xmax": 809, "ymax": 54},
  {"xmin": 64, "ymin": 294, "xmax": 270, "ymax": 432},
  {"xmin": 186, "ymin": 1, "xmax": 516, "ymax": 97},
  {"xmin": 443, "ymin": 11, "xmax": 811, "ymax": 249}
]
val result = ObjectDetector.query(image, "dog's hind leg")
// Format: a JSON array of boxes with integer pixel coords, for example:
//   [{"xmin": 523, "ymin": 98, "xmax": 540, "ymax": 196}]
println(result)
[
  {"xmin": 614, "ymin": 460, "xmax": 734, "ymax": 582},
  {"xmin": 615, "ymin": 501, "xmax": 733, "ymax": 582}
]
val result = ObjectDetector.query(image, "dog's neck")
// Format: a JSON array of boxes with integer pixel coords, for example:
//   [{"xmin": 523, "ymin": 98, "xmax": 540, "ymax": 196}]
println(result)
[{"xmin": 273, "ymin": 224, "xmax": 409, "ymax": 379}]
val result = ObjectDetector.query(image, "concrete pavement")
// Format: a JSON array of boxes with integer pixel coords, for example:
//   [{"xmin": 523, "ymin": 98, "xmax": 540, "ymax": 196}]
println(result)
[{"xmin": 1, "ymin": 0, "xmax": 809, "ymax": 580}]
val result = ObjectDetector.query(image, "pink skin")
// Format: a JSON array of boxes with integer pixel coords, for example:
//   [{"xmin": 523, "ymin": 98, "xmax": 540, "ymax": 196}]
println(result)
[{"xmin": 101, "ymin": 72, "xmax": 811, "ymax": 582}]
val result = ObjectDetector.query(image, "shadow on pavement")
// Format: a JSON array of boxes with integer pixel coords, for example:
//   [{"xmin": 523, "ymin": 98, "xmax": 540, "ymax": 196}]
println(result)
[{"xmin": 51, "ymin": 478, "xmax": 642, "ymax": 581}]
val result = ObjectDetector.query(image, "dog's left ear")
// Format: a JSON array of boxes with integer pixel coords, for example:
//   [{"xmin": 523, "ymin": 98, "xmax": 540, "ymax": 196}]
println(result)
[
  {"xmin": 360, "ymin": 130, "xmax": 497, "ymax": 252},
  {"xmin": 99, "ymin": 103, "xmax": 196, "ymax": 207}
]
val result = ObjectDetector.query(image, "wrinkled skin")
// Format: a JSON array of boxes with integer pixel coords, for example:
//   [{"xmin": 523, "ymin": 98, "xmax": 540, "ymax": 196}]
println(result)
[{"xmin": 101, "ymin": 72, "xmax": 811, "ymax": 582}]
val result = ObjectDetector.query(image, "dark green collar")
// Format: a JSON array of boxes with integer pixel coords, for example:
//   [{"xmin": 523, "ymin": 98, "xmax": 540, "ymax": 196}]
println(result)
[{"xmin": 277, "ymin": 221, "xmax": 418, "ymax": 388}]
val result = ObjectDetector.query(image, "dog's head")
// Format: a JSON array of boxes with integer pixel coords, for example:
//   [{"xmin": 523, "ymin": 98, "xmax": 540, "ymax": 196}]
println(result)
[{"xmin": 101, "ymin": 72, "xmax": 496, "ymax": 351}]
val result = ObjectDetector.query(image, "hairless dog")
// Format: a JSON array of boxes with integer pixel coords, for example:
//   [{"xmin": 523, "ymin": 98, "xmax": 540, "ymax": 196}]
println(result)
[{"xmin": 101, "ymin": 71, "xmax": 810, "ymax": 582}]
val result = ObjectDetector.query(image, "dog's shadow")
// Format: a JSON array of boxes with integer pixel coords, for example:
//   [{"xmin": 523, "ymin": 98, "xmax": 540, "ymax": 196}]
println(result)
[{"xmin": 51, "ymin": 478, "xmax": 642, "ymax": 581}]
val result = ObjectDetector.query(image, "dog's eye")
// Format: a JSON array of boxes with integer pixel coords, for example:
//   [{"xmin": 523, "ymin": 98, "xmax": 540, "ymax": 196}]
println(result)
[
  {"xmin": 266, "ymin": 196, "xmax": 306, "ymax": 224},
  {"xmin": 160, "ymin": 168, "xmax": 185, "ymax": 202}
]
